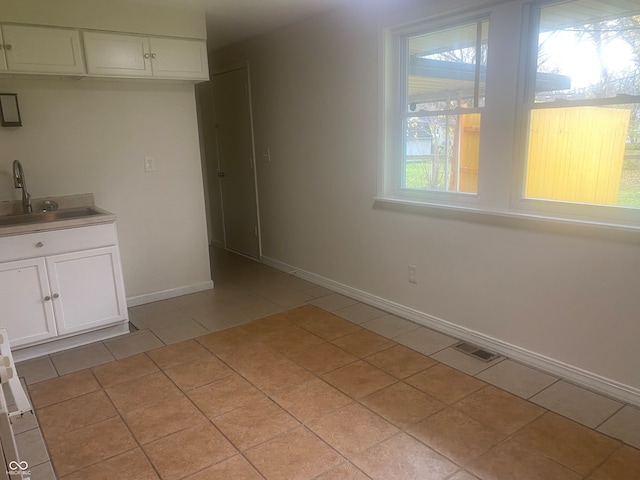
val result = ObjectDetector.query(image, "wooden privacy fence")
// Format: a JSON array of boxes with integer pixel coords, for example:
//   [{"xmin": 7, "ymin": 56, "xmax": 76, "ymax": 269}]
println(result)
[
  {"xmin": 454, "ymin": 106, "xmax": 630, "ymax": 204},
  {"xmin": 525, "ymin": 106, "xmax": 630, "ymax": 205},
  {"xmin": 451, "ymin": 113, "xmax": 480, "ymax": 193}
]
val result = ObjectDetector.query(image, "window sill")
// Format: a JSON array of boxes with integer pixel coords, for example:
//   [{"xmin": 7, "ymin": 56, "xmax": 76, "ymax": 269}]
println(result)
[{"xmin": 373, "ymin": 196, "xmax": 640, "ymax": 239}]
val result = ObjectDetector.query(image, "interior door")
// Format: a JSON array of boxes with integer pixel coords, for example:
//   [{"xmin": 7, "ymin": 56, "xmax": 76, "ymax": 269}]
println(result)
[
  {"xmin": 212, "ymin": 66, "xmax": 260, "ymax": 259},
  {"xmin": 0, "ymin": 29, "xmax": 7, "ymax": 71}
]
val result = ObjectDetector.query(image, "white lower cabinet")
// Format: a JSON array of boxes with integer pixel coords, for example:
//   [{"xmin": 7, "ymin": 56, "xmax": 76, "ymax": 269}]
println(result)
[
  {"xmin": 0, "ymin": 224, "xmax": 128, "ymax": 349},
  {"xmin": 0, "ymin": 258, "xmax": 56, "ymax": 347},
  {"xmin": 47, "ymin": 246, "xmax": 127, "ymax": 336}
]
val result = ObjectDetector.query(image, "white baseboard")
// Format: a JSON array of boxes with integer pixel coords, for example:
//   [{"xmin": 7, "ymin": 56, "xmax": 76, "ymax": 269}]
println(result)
[
  {"xmin": 14, "ymin": 322, "xmax": 129, "ymax": 362},
  {"xmin": 261, "ymin": 255, "xmax": 640, "ymax": 407},
  {"xmin": 126, "ymin": 280, "xmax": 214, "ymax": 307}
]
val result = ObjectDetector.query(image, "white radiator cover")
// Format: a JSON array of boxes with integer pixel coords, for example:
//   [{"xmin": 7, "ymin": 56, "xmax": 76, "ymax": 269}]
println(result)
[{"xmin": 0, "ymin": 329, "xmax": 32, "ymax": 480}]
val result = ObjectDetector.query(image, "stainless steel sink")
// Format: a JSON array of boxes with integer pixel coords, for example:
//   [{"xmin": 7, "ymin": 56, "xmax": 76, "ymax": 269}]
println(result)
[{"xmin": 0, "ymin": 207, "xmax": 103, "ymax": 227}]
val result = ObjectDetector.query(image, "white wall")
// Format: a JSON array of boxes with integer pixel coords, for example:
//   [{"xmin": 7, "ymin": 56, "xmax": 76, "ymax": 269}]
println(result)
[
  {"xmin": 209, "ymin": 2, "xmax": 640, "ymax": 403},
  {"xmin": 0, "ymin": 77, "xmax": 212, "ymax": 300}
]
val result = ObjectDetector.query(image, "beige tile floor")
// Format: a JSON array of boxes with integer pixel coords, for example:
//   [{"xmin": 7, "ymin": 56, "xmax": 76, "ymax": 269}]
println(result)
[{"xmin": 12, "ymin": 247, "xmax": 640, "ymax": 479}]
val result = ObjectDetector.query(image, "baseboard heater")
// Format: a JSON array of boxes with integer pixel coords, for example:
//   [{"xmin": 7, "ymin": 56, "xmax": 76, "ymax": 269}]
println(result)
[{"xmin": 0, "ymin": 329, "xmax": 33, "ymax": 480}]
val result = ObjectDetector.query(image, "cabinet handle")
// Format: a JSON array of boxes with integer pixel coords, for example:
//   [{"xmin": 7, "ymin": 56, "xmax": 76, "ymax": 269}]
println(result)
[
  {"xmin": 53, "ymin": 293, "xmax": 59, "ymax": 299},
  {"xmin": 151, "ymin": 53, "xmax": 157, "ymax": 59},
  {"xmin": 5, "ymin": 44, "xmax": 12, "ymax": 51},
  {"xmin": 143, "ymin": 53, "xmax": 150, "ymax": 59},
  {"xmin": 44, "ymin": 296, "xmax": 51, "ymax": 301},
  {"xmin": 36, "ymin": 242, "xmax": 44, "ymax": 248}
]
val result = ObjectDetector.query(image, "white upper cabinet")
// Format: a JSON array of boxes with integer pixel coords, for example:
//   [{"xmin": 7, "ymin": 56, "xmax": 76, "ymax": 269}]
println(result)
[
  {"xmin": 0, "ymin": 23, "xmax": 208, "ymax": 81},
  {"xmin": 148, "ymin": 37, "xmax": 208, "ymax": 80},
  {"xmin": 84, "ymin": 31, "xmax": 208, "ymax": 80},
  {"xmin": 1, "ymin": 25, "xmax": 85, "ymax": 74},
  {"xmin": 0, "ymin": 29, "xmax": 7, "ymax": 71},
  {"xmin": 83, "ymin": 31, "xmax": 152, "ymax": 77}
]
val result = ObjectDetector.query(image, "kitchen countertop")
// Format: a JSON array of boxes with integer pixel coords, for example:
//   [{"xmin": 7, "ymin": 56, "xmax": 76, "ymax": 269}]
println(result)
[{"xmin": 0, "ymin": 194, "xmax": 116, "ymax": 237}]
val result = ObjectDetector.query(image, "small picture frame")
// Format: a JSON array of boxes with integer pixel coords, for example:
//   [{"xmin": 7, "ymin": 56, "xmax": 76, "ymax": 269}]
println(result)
[{"xmin": 0, "ymin": 93, "xmax": 22, "ymax": 127}]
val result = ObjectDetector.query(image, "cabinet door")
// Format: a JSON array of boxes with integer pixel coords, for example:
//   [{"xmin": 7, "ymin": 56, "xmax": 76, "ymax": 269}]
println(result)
[
  {"xmin": 83, "ymin": 31, "xmax": 152, "ymax": 77},
  {"xmin": 0, "ymin": 259, "xmax": 57, "ymax": 348},
  {"xmin": 1, "ymin": 25, "xmax": 85, "ymax": 74},
  {"xmin": 46, "ymin": 247, "xmax": 127, "ymax": 336},
  {"xmin": 0, "ymin": 28, "xmax": 7, "ymax": 72},
  {"xmin": 149, "ymin": 37, "xmax": 209, "ymax": 80}
]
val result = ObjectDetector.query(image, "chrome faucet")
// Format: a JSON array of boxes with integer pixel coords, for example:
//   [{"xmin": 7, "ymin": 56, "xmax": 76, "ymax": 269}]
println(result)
[{"xmin": 12, "ymin": 160, "xmax": 32, "ymax": 213}]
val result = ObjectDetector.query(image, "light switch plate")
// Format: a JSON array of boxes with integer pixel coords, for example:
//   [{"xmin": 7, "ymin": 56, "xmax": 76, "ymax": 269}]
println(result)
[{"xmin": 144, "ymin": 156, "xmax": 156, "ymax": 172}]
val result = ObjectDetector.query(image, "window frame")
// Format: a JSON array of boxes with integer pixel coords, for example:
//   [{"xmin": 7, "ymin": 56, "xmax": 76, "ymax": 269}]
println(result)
[
  {"xmin": 380, "ymin": 0, "xmax": 640, "ymax": 231},
  {"xmin": 512, "ymin": 0, "xmax": 640, "ymax": 227},
  {"xmin": 386, "ymin": 12, "xmax": 490, "ymax": 207}
]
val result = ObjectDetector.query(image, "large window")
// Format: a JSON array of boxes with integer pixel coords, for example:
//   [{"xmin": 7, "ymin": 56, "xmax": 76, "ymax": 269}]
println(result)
[
  {"xmin": 384, "ymin": 0, "xmax": 640, "ymax": 228},
  {"xmin": 524, "ymin": 0, "xmax": 640, "ymax": 209},
  {"xmin": 401, "ymin": 20, "xmax": 488, "ymax": 195}
]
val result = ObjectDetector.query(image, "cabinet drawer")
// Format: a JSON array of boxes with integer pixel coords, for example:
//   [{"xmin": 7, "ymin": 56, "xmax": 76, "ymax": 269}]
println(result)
[{"xmin": 0, "ymin": 224, "xmax": 117, "ymax": 263}]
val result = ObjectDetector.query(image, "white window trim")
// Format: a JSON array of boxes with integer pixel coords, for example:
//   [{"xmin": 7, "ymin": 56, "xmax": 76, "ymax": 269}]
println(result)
[
  {"xmin": 379, "ymin": 0, "xmax": 640, "ymax": 232},
  {"xmin": 382, "ymin": 10, "xmax": 491, "ymax": 208},
  {"xmin": 511, "ymin": 1, "xmax": 640, "ymax": 228}
]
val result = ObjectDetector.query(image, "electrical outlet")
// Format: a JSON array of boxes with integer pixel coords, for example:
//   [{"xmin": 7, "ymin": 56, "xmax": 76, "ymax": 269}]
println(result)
[
  {"xmin": 408, "ymin": 265, "xmax": 418, "ymax": 284},
  {"xmin": 144, "ymin": 156, "xmax": 156, "ymax": 172}
]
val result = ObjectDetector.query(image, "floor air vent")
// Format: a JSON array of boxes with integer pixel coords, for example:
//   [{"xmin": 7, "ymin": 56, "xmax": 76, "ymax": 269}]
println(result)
[{"xmin": 453, "ymin": 341, "xmax": 500, "ymax": 362}]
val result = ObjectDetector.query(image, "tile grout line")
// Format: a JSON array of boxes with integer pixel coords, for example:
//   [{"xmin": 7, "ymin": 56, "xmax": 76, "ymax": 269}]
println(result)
[
  {"xmin": 593, "ymin": 401, "xmax": 627, "ymax": 431},
  {"xmin": 315, "ymin": 304, "xmax": 640, "ymax": 473},
  {"xmin": 454, "ymin": 393, "xmax": 623, "ymax": 479},
  {"xmin": 11, "ymin": 401, "xmax": 51, "ymax": 474},
  {"xmin": 525, "ymin": 377, "xmax": 561, "ymax": 402},
  {"xmin": 268, "ymin": 313, "xmax": 465, "ymax": 473},
  {"xmin": 314, "ymin": 302, "xmax": 640, "ymax": 453},
  {"xmin": 31, "ymin": 369, "xmax": 136, "ymax": 479},
  {"xmin": 582, "ymin": 441, "xmax": 627, "ymax": 480},
  {"xmin": 191, "ymin": 319, "xmax": 450, "ymax": 478},
  {"xmin": 112, "ymin": 352, "xmax": 231, "ymax": 480},
  {"xmin": 150, "ymin": 341, "xmax": 303, "ymax": 475},
  {"xmin": 106, "ymin": 350, "xmax": 247, "ymax": 478},
  {"xmin": 179, "ymin": 338, "xmax": 354, "ymax": 480},
  {"xmin": 24, "ymin": 302, "xmax": 640, "ymax": 478},
  {"xmin": 331, "ymin": 302, "xmax": 637, "ymax": 441}
]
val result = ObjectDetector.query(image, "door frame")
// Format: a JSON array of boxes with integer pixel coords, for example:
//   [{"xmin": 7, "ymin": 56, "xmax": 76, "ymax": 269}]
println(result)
[{"xmin": 211, "ymin": 61, "xmax": 262, "ymax": 259}]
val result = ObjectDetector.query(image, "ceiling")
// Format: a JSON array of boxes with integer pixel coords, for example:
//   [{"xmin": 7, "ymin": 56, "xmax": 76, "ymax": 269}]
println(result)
[
  {"xmin": 127, "ymin": 0, "xmax": 353, "ymax": 49},
  {"xmin": 118, "ymin": 0, "xmax": 640, "ymax": 51},
  {"xmin": 203, "ymin": 0, "xmax": 351, "ymax": 49}
]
